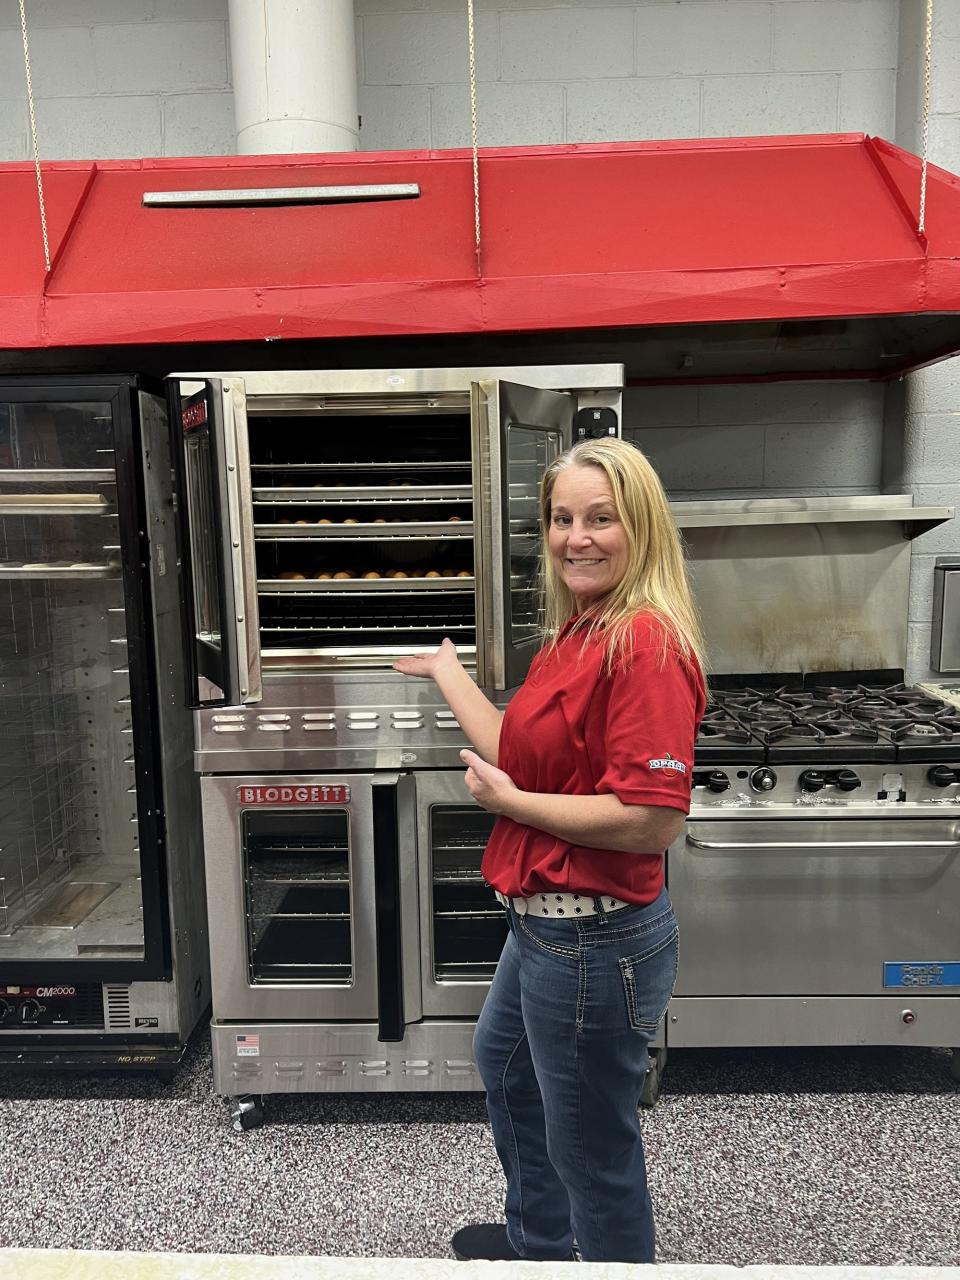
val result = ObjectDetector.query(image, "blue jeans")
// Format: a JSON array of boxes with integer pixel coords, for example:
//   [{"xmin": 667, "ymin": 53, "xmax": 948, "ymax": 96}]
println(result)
[{"xmin": 472, "ymin": 887, "xmax": 678, "ymax": 1263}]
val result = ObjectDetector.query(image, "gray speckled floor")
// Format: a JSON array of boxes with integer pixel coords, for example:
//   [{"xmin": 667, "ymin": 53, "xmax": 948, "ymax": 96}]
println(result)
[{"xmin": 0, "ymin": 1033, "xmax": 957, "ymax": 1266}]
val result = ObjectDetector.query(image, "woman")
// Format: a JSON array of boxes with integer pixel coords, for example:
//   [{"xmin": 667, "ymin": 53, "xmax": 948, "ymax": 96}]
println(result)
[{"xmin": 394, "ymin": 437, "xmax": 706, "ymax": 1264}]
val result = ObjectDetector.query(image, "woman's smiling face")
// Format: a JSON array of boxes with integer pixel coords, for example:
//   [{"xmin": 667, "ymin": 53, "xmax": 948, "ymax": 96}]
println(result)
[{"xmin": 547, "ymin": 463, "xmax": 630, "ymax": 610}]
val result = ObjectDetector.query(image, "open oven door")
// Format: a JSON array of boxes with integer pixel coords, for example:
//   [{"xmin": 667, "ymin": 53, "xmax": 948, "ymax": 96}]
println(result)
[
  {"xmin": 168, "ymin": 377, "xmax": 261, "ymax": 707},
  {"xmin": 471, "ymin": 379, "xmax": 574, "ymax": 691}
]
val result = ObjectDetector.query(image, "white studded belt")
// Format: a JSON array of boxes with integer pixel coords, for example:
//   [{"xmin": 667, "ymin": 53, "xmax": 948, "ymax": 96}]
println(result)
[{"xmin": 494, "ymin": 890, "xmax": 632, "ymax": 919}]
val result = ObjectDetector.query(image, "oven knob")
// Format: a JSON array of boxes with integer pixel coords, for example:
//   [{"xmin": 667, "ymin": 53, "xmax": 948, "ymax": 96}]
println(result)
[
  {"xmin": 927, "ymin": 765, "xmax": 960, "ymax": 788},
  {"xmin": 799, "ymin": 770, "xmax": 826, "ymax": 793},
  {"xmin": 19, "ymin": 999, "xmax": 41, "ymax": 1023},
  {"xmin": 693, "ymin": 769, "xmax": 730, "ymax": 793},
  {"xmin": 901, "ymin": 1009, "xmax": 917, "ymax": 1025},
  {"xmin": 749, "ymin": 767, "xmax": 777, "ymax": 793},
  {"xmin": 0, "ymin": 999, "xmax": 10, "ymax": 1024},
  {"xmin": 833, "ymin": 769, "xmax": 862, "ymax": 793}
]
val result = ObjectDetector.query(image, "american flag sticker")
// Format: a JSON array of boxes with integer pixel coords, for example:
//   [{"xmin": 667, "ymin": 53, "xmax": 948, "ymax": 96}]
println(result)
[{"xmin": 235, "ymin": 1033, "xmax": 260, "ymax": 1057}]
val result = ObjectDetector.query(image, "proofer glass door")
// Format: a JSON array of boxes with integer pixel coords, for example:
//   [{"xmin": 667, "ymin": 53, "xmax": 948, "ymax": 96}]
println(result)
[
  {"xmin": 670, "ymin": 818, "xmax": 960, "ymax": 996},
  {"xmin": 472, "ymin": 380, "xmax": 573, "ymax": 690},
  {"xmin": 0, "ymin": 386, "xmax": 167, "ymax": 981},
  {"xmin": 416, "ymin": 771, "xmax": 504, "ymax": 1016},
  {"xmin": 200, "ymin": 774, "xmax": 384, "ymax": 1021},
  {"xmin": 170, "ymin": 379, "xmax": 260, "ymax": 707}
]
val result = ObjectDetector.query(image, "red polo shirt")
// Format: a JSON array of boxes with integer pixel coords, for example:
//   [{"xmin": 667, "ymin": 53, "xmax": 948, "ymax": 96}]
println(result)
[{"xmin": 481, "ymin": 611, "xmax": 706, "ymax": 904}]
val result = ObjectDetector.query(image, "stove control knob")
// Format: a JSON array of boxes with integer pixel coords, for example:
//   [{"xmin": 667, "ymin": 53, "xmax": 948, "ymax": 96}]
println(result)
[
  {"xmin": 900, "ymin": 1009, "xmax": 917, "ymax": 1025},
  {"xmin": 833, "ymin": 769, "xmax": 862, "ymax": 793},
  {"xmin": 799, "ymin": 770, "xmax": 826, "ymax": 793},
  {"xmin": 693, "ymin": 769, "xmax": 730, "ymax": 794},
  {"xmin": 0, "ymin": 999, "xmax": 10, "ymax": 1024},
  {"xmin": 927, "ymin": 765, "xmax": 960, "ymax": 788},
  {"xmin": 749, "ymin": 767, "xmax": 777, "ymax": 793}
]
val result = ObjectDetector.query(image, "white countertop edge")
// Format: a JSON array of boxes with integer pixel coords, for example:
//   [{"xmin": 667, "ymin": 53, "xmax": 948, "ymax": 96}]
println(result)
[{"xmin": 1, "ymin": 1252, "xmax": 959, "ymax": 1280}]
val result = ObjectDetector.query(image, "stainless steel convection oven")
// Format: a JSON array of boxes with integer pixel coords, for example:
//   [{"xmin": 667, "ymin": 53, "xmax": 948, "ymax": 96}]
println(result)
[{"xmin": 167, "ymin": 365, "xmax": 623, "ymax": 1127}]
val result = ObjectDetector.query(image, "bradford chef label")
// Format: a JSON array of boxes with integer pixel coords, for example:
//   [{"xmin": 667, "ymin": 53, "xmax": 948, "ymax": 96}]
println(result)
[{"xmin": 237, "ymin": 784, "xmax": 351, "ymax": 805}]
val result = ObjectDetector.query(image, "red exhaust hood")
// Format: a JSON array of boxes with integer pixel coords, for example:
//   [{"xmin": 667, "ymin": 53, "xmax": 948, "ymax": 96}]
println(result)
[{"xmin": 3, "ymin": 133, "xmax": 960, "ymax": 381}]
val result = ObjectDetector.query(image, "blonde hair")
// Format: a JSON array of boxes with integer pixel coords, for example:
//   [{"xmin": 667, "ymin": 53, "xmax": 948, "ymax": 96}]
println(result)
[{"xmin": 539, "ymin": 438, "xmax": 705, "ymax": 674}]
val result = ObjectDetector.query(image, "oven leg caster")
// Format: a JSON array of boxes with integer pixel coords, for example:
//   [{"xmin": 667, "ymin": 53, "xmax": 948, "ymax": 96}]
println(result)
[
  {"xmin": 231, "ymin": 1094, "xmax": 265, "ymax": 1132},
  {"xmin": 640, "ymin": 1048, "xmax": 667, "ymax": 1109}
]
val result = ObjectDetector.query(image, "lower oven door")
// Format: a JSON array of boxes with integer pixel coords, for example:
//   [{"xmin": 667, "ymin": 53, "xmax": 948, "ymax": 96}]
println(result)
[
  {"xmin": 669, "ymin": 817, "xmax": 960, "ymax": 996},
  {"xmin": 416, "ymin": 771, "xmax": 505, "ymax": 1016},
  {"xmin": 201, "ymin": 773, "xmax": 390, "ymax": 1021}
]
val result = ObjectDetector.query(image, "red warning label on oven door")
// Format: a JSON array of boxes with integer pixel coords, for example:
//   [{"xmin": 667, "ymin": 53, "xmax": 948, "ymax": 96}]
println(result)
[{"xmin": 237, "ymin": 784, "xmax": 351, "ymax": 805}]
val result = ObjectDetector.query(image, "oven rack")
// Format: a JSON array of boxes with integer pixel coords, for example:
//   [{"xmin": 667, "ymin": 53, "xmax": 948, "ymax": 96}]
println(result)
[
  {"xmin": 251, "ymin": 873, "xmax": 350, "ymax": 887},
  {"xmin": 434, "ymin": 908, "xmax": 503, "ymax": 919},
  {"xmin": 261, "ymin": 643, "xmax": 479, "ymax": 664},
  {"xmin": 433, "ymin": 868, "xmax": 488, "ymax": 884},
  {"xmin": 253, "ymin": 486, "xmax": 472, "ymax": 503},
  {"xmin": 250, "ymin": 460, "xmax": 471, "ymax": 473},
  {"xmin": 260, "ymin": 621, "xmax": 475, "ymax": 636},
  {"xmin": 251, "ymin": 910, "xmax": 351, "ymax": 921},
  {"xmin": 259, "ymin": 576, "xmax": 475, "ymax": 592},
  {"xmin": 255, "ymin": 521, "xmax": 475, "ymax": 540}
]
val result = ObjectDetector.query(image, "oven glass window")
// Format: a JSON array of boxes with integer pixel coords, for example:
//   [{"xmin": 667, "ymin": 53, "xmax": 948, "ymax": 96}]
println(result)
[
  {"xmin": 505, "ymin": 425, "xmax": 560, "ymax": 649},
  {"xmin": 242, "ymin": 809, "xmax": 351, "ymax": 984},
  {"xmin": 183, "ymin": 425, "xmax": 222, "ymax": 650},
  {"xmin": 430, "ymin": 804, "xmax": 504, "ymax": 981}
]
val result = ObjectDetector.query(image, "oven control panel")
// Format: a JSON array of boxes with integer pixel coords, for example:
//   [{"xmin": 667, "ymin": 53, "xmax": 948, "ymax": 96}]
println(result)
[
  {"xmin": 689, "ymin": 763, "xmax": 960, "ymax": 814},
  {"xmin": 0, "ymin": 984, "xmax": 104, "ymax": 1030}
]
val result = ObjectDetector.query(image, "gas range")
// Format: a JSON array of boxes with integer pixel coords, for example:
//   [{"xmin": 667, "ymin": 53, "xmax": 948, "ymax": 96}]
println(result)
[{"xmin": 691, "ymin": 676, "xmax": 960, "ymax": 813}]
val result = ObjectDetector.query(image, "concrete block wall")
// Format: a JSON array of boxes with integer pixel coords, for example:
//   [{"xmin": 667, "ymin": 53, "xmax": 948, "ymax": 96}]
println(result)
[
  {"xmin": 0, "ymin": 0, "xmax": 233, "ymax": 160},
  {"xmin": 355, "ymin": 0, "xmax": 899, "ymax": 150},
  {"xmin": 624, "ymin": 383, "xmax": 884, "ymax": 498},
  {"xmin": 0, "ymin": 0, "xmax": 899, "ymax": 161}
]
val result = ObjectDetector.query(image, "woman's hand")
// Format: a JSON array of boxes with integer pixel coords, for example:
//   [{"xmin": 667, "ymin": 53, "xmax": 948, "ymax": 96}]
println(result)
[
  {"xmin": 393, "ymin": 637, "xmax": 462, "ymax": 681},
  {"xmin": 460, "ymin": 748, "xmax": 518, "ymax": 815}
]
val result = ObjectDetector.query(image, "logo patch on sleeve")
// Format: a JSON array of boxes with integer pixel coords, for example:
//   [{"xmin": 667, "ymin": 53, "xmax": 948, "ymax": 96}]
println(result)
[{"xmin": 647, "ymin": 752, "xmax": 686, "ymax": 778}]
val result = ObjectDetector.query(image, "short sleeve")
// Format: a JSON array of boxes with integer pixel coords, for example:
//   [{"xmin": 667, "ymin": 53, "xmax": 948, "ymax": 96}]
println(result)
[{"xmin": 593, "ymin": 640, "xmax": 702, "ymax": 812}]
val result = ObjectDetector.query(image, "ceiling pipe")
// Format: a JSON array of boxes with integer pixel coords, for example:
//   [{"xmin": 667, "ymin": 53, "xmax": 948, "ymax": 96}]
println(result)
[{"xmin": 227, "ymin": 0, "xmax": 359, "ymax": 155}]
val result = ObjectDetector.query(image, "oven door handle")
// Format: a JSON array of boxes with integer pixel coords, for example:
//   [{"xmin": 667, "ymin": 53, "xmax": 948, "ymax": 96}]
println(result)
[
  {"xmin": 686, "ymin": 835, "xmax": 960, "ymax": 851},
  {"xmin": 220, "ymin": 379, "xmax": 262, "ymax": 703}
]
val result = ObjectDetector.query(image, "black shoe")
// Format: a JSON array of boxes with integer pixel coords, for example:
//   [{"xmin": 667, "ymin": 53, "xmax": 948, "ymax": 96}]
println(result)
[{"xmin": 451, "ymin": 1223, "xmax": 576, "ymax": 1262}]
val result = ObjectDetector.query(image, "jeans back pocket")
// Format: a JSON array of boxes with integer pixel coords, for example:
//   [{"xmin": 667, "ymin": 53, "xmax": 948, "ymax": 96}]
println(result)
[{"xmin": 618, "ymin": 927, "xmax": 679, "ymax": 1036}]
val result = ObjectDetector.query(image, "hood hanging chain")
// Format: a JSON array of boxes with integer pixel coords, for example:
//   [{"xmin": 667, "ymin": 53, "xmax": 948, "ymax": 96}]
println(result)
[
  {"xmin": 918, "ymin": 0, "xmax": 934, "ymax": 237},
  {"xmin": 467, "ymin": 0, "xmax": 482, "ymax": 274},
  {"xmin": 19, "ymin": 0, "xmax": 50, "ymax": 274}
]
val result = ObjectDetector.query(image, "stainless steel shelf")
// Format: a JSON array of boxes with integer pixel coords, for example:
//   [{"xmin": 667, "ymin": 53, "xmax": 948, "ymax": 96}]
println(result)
[
  {"xmin": 0, "ymin": 494, "xmax": 112, "ymax": 516},
  {"xmin": 0, "ymin": 561, "xmax": 121, "ymax": 580},
  {"xmin": 0, "ymin": 469, "xmax": 116, "ymax": 484}
]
